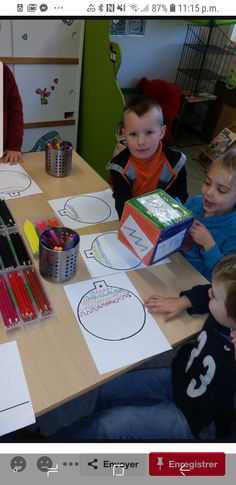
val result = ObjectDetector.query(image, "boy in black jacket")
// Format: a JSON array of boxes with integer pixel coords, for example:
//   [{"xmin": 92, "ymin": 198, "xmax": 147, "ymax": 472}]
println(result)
[
  {"xmin": 52, "ymin": 253, "xmax": 236, "ymax": 440},
  {"xmin": 107, "ymin": 95, "xmax": 187, "ymax": 219}
]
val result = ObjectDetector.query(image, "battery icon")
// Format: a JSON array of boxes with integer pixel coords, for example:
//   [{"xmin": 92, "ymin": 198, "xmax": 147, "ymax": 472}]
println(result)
[{"xmin": 170, "ymin": 4, "xmax": 176, "ymax": 11}]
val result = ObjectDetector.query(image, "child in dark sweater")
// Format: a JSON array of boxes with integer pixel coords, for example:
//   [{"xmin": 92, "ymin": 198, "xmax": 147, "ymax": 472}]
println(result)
[{"xmin": 52, "ymin": 253, "xmax": 236, "ymax": 440}]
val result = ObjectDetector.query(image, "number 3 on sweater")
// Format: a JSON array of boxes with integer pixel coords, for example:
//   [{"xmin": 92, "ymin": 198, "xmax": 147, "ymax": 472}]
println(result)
[{"xmin": 185, "ymin": 331, "xmax": 216, "ymax": 398}]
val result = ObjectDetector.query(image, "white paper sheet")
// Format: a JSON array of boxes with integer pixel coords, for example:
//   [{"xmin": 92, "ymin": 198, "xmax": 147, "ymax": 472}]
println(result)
[
  {"xmin": 0, "ymin": 341, "xmax": 35, "ymax": 436},
  {"xmin": 64, "ymin": 273, "xmax": 172, "ymax": 374},
  {"xmin": 48, "ymin": 188, "xmax": 118, "ymax": 229},
  {"xmin": 0, "ymin": 162, "xmax": 42, "ymax": 199},
  {"xmin": 79, "ymin": 230, "xmax": 170, "ymax": 277}
]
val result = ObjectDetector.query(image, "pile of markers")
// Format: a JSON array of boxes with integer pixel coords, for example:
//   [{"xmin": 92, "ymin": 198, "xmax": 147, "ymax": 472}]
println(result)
[
  {"xmin": 46, "ymin": 140, "xmax": 72, "ymax": 151},
  {"xmin": 0, "ymin": 269, "xmax": 53, "ymax": 329},
  {"xmin": 0, "ymin": 232, "xmax": 32, "ymax": 269},
  {"xmin": 8, "ymin": 271, "xmax": 37, "ymax": 323},
  {"xmin": 0, "ymin": 199, "xmax": 15, "ymax": 228},
  {"xmin": 23, "ymin": 217, "xmax": 60, "ymax": 256},
  {"xmin": 0, "ymin": 275, "xmax": 21, "ymax": 328},
  {"xmin": 40, "ymin": 227, "xmax": 79, "ymax": 252},
  {"xmin": 0, "ymin": 233, "xmax": 18, "ymax": 269},
  {"xmin": 0, "ymin": 200, "xmax": 54, "ymax": 331},
  {"xmin": 23, "ymin": 267, "xmax": 53, "ymax": 317}
]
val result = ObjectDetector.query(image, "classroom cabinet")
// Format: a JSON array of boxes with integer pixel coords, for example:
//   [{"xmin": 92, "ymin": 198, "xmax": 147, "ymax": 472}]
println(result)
[{"xmin": 0, "ymin": 19, "xmax": 84, "ymax": 151}]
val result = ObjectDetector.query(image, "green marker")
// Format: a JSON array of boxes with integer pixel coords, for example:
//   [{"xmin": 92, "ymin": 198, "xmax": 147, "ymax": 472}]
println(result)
[
  {"xmin": 25, "ymin": 281, "xmax": 35, "ymax": 304},
  {"xmin": 8, "ymin": 285, "xmax": 18, "ymax": 309},
  {"xmin": 7, "ymin": 237, "xmax": 17, "ymax": 261}
]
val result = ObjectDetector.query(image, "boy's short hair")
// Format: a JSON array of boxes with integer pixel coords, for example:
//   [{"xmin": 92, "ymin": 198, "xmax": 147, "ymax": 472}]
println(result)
[
  {"xmin": 122, "ymin": 94, "xmax": 164, "ymax": 126},
  {"xmin": 212, "ymin": 253, "xmax": 236, "ymax": 320},
  {"xmin": 211, "ymin": 148, "xmax": 236, "ymax": 186}
]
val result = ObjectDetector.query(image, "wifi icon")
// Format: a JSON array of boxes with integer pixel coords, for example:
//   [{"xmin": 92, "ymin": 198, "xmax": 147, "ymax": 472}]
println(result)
[{"xmin": 129, "ymin": 3, "xmax": 139, "ymax": 11}]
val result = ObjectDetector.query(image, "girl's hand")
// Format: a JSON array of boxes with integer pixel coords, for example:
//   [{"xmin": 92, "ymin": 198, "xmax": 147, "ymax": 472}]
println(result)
[
  {"xmin": 144, "ymin": 295, "xmax": 192, "ymax": 322},
  {"xmin": 190, "ymin": 220, "xmax": 215, "ymax": 251},
  {"xmin": 2, "ymin": 150, "xmax": 23, "ymax": 164}
]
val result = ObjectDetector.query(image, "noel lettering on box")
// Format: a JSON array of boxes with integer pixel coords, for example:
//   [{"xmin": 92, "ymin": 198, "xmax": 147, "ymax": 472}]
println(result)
[{"xmin": 118, "ymin": 189, "xmax": 194, "ymax": 265}]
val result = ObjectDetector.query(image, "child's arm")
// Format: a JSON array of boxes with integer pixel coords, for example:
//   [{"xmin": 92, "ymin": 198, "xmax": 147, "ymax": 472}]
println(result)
[
  {"xmin": 3, "ymin": 64, "xmax": 24, "ymax": 162},
  {"xmin": 190, "ymin": 220, "xmax": 216, "ymax": 251},
  {"xmin": 145, "ymin": 284, "xmax": 211, "ymax": 321},
  {"xmin": 190, "ymin": 220, "xmax": 236, "ymax": 272},
  {"xmin": 144, "ymin": 295, "xmax": 192, "ymax": 321}
]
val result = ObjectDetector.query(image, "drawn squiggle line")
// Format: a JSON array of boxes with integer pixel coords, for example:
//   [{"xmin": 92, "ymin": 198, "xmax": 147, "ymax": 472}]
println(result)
[
  {"xmin": 79, "ymin": 293, "xmax": 130, "ymax": 316},
  {"xmin": 123, "ymin": 225, "xmax": 148, "ymax": 252},
  {"xmin": 86, "ymin": 288, "xmax": 123, "ymax": 298},
  {"xmin": 93, "ymin": 240, "xmax": 111, "ymax": 266},
  {"xmin": 82, "ymin": 289, "xmax": 130, "ymax": 308}
]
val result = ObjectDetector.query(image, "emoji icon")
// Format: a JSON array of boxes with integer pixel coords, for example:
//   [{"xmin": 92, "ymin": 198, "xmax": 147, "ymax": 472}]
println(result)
[
  {"xmin": 37, "ymin": 456, "xmax": 53, "ymax": 472},
  {"xmin": 10, "ymin": 456, "xmax": 26, "ymax": 472}
]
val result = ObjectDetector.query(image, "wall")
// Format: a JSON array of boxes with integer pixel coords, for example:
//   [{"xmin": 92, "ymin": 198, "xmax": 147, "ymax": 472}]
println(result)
[
  {"xmin": 111, "ymin": 19, "xmax": 189, "ymax": 88},
  {"xmin": 0, "ymin": 19, "xmax": 84, "ymax": 152}
]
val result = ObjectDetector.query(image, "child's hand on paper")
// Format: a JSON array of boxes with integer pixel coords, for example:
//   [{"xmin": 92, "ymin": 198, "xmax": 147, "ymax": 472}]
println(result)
[
  {"xmin": 190, "ymin": 220, "xmax": 215, "ymax": 251},
  {"xmin": 144, "ymin": 295, "xmax": 192, "ymax": 322},
  {"xmin": 2, "ymin": 150, "xmax": 23, "ymax": 164}
]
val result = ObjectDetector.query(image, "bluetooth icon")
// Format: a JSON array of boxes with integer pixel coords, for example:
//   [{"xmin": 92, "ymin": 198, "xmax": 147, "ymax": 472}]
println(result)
[{"xmin": 98, "ymin": 3, "xmax": 104, "ymax": 11}]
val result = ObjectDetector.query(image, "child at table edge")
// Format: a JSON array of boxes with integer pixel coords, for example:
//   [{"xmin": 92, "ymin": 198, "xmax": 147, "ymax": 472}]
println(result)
[
  {"xmin": 50, "ymin": 253, "xmax": 236, "ymax": 440},
  {"xmin": 106, "ymin": 94, "xmax": 188, "ymax": 219},
  {"xmin": 1, "ymin": 62, "xmax": 24, "ymax": 164},
  {"xmin": 180, "ymin": 148, "xmax": 236, "ymax": 281}
]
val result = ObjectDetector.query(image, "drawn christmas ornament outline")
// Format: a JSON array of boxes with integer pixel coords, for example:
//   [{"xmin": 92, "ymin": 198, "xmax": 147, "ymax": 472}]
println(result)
[
  {"xmin": 59, "ymin": 195, "xmax": 112, "ymax": 224},
  {"xmin": 77, "ymin": 280, "xmax": 146, "ymax": 341},
  {"xmin": 0, "ymin": 171, "xmax": 32, "ymax": 197},
  {"xmin": 84, "ymin": 231, "xmax": 141, "ymax": 271}
]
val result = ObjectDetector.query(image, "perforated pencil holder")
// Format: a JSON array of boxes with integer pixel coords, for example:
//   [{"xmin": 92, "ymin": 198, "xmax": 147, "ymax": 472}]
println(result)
[
  {"xmin": 39, "ymin": 227, "xmax": 80, "ymax": 283},
  {"xmin": 45, "ymin": 141, "xmax": 72, "ymax": 177}
]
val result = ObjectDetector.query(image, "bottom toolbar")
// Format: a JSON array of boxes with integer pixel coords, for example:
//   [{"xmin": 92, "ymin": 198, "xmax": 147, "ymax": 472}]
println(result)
[{"xmin": 0, "ymin": 452, "xmax": 234, "ymax": 483}]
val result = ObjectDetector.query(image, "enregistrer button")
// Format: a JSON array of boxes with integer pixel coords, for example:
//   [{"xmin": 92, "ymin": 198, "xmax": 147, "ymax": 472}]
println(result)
[{"xmin": 149, "ymin": 452, "xmax": 225, "ymax": 476}]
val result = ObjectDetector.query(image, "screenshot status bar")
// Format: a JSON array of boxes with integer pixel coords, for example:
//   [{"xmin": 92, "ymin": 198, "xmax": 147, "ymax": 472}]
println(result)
[{"xmin": 0, "ymin": 1, "xmax": 235, "ymax": 17}]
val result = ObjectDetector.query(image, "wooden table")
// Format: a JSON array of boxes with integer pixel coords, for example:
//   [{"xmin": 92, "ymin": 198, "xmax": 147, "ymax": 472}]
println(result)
[{"xmin": 0, "ymin": 151, "xmax": 208, "ymax": 416}]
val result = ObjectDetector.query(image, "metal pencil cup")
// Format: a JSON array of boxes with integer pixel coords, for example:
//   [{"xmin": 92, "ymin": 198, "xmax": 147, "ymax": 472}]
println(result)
[
  {"xmin": 45, "ymin": 141, "xmax": 72, "ymax": 177},
  {"xmin": 39, "ymin": 227, "xmax": 80, "ymax": 283}
]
